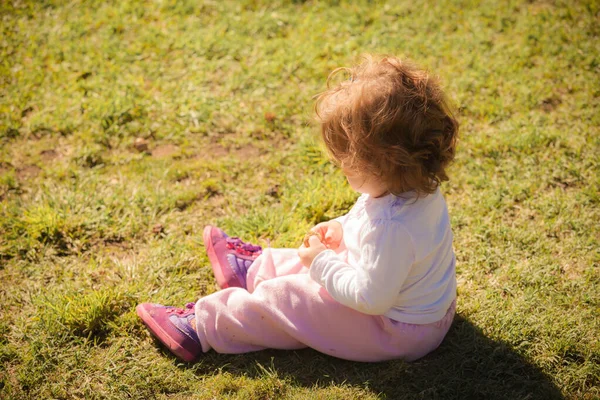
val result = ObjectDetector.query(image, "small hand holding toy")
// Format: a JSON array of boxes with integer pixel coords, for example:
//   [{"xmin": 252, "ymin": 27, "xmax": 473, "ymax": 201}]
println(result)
[
  {"xmin": 303, "ymin": 231, "xmax": 324, "ymax": 247},
  {"xmin": 298, "ymin": 221, "xmax": 343, "ymax": 268},
  {"xmin": 309, "ymin": 220, "xmax": 343, "ymax": 250}
]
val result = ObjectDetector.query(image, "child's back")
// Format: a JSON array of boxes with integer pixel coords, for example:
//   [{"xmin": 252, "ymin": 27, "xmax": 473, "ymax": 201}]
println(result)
[{"xmin": 309, "ymin": 188, "xmax": 455, "ymax": 324}]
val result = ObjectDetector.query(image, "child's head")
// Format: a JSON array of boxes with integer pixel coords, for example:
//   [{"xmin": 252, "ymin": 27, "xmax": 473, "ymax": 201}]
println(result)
[{"xmin": 315, "ymin": 55, "xmax": 459, "ymax": 197}]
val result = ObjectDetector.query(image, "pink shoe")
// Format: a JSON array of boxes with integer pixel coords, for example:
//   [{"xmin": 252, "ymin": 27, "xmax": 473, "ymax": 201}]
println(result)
[
  {"xmin": 203, "ymin": 225, "xmax": 262, "ymax": 289},
  {"xmin": 136, "ymin": 302, "xmax": 201, "ymax": 362}
]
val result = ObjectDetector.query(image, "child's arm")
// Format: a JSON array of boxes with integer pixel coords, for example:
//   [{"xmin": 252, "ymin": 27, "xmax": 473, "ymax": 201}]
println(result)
[{"xmin": 308, "ymin": 221, "xmax": 415, "ymax": 315}]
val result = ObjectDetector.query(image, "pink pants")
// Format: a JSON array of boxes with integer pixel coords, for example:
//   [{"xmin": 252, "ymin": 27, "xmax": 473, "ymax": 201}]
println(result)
[{"xmin": 194, "ymin": 248, "xmax": 455, "ymax": 362}]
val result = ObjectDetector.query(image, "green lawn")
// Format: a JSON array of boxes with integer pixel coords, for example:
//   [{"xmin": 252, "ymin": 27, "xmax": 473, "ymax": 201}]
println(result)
[{"xmin": 1, "ymin": 0, "xmax": 598, "ymax": 398}]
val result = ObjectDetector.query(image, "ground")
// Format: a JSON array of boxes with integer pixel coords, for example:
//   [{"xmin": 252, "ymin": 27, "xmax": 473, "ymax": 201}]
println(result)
[{"xmin": 0, "ymin": 0, "xmax": 599, "ymax": 399}]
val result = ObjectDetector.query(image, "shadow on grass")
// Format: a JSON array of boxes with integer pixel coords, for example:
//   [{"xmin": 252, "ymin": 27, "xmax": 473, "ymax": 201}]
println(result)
[{"xmin": 178, "ymin": 315, "xmax": 564, "ymax": 399}]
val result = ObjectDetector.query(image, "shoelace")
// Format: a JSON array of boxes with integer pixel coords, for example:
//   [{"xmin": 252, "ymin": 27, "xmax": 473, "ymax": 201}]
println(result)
[
  {"xmin": 166, "ymin": 302, "xmax": 196, "ymax": 315},
  {"xmin": 226, "ymin": 237, "xmax": 262, "ymax": 256}
]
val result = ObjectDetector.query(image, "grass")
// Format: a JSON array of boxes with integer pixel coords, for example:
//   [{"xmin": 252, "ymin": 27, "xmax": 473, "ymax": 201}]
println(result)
[{"xmin": 0, "ymin": 0, "xmax": 598, "ymax": 398}]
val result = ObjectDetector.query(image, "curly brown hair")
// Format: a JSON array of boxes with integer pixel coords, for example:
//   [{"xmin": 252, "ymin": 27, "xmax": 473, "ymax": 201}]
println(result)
[{"xmin": 314, "ymin": 55, "xmax": 459, "ymax": 197}]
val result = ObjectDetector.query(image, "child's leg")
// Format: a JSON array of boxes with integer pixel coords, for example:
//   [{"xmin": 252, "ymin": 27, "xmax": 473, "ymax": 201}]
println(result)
[
  {"xmin": 204, "ymin": 224, "xmax": 349, "ymax": 290},
  {"xmin": 195, "ymin": 249, "xmax": 455, "ymax": 362},
  {"xmin": 245, "ymin": 246, "xmax": 349, "ymax": 290},
  {"xmin": 245, "ymin": 248, "xmax": 307, "ymax": 292}
]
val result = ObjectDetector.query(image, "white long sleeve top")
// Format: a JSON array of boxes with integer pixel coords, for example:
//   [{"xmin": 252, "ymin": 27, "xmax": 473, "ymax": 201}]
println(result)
[{"xmin": 309, "ymin": 188, "xmax": 456, "ymax": 324}]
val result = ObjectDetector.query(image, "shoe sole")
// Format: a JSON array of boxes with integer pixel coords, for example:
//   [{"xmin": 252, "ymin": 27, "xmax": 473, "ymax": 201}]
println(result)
[
  {"xmin": 203, "ymin": 225, "xmax": 243, "ymax": 289},
  {"xmin": 136, "ymin": 304, "xmax": 197, "ymax": 362}
]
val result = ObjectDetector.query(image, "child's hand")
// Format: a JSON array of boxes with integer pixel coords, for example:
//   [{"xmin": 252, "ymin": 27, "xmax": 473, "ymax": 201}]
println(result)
[
  {"xmin": 298, "ymin": 235, "xmax": 327, "ymax": 268},
  {"xmin": 311, "ymin": 220, "xmax": 343, "ymax": 250}
]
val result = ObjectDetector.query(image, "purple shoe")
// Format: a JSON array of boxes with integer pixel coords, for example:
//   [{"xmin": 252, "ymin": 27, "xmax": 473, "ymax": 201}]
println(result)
[
  {"xmin": 203, "ymin": 225, "xmax": 262, "ymax": 289},
  {"xmin": 136, "ymin": 302, "xmax": 201, "ymax": 362}
]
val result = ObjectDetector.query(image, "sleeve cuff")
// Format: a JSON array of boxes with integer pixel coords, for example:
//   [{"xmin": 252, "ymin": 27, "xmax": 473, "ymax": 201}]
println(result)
[{"xmin": 309, "ymin": 249, "xmax": 337, "ymax": 284}]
